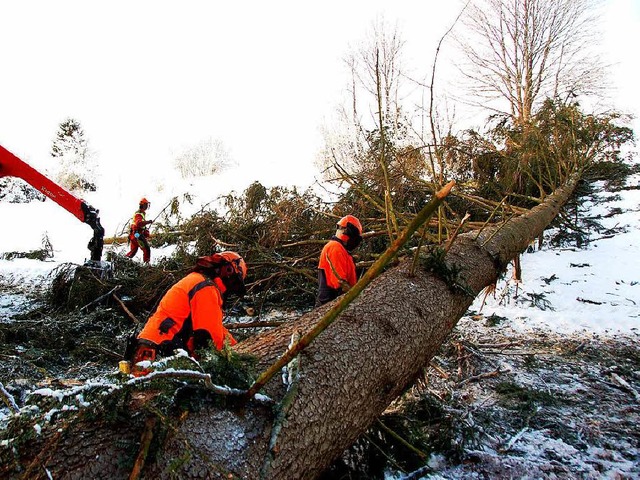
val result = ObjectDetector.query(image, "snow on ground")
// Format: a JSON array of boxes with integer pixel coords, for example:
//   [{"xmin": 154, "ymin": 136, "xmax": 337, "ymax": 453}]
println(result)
[
  {"xmin": 415, "ymin": 319, "xmax": 640, "ymax": 480},
  {"xmin": 468, "ymin": 176, "xmax": 640, "ymax": 338}
]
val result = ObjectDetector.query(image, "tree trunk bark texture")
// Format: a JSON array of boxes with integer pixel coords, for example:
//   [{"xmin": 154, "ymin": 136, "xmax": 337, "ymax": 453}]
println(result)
[{"xmin": 1, "ymin": 177, "xmax": 579, "ymax": 480}]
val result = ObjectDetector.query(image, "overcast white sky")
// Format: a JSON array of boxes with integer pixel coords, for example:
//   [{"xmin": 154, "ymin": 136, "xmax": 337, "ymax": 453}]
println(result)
[{"xmin": 0, "ymin": 0, "xmax": 638, "ymax": 194}]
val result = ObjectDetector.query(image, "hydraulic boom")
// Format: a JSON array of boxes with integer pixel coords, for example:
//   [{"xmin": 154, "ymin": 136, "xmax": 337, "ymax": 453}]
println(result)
[{"xmin": 0, "ymin": 144, "xmax": 105, "ymax": 261}]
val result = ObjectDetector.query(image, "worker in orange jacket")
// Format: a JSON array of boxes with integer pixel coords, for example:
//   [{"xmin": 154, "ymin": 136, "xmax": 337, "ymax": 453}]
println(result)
[
  {"xmin": 316, "ymin": 215, "xmax": 363, "ymax": 306},
  {"xmin": 126, "ymin": 197, "xmax": 153, "ymax": 263},
  {"xmin": 131, "ymin": 251, "xmax": 247, "ymax": 376}
]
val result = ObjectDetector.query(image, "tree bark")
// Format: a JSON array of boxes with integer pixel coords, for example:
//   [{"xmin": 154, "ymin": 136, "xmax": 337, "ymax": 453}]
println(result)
[{"xmin": 0, "ymin": 176, "xmax": 579, "ymax": 480}]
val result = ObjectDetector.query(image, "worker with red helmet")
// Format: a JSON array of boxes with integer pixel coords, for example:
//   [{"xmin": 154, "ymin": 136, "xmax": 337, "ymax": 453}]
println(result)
[
  {"xmin": 126, "ymin": 197, "xmax": 153, "ymax": 263},
  {"xmin": 316, "ymin": 215, "xmax": 363, "ymax": 306},
  {"xmin": 130, "ymin": 251, "xmax": 247, "ymax": 376}
]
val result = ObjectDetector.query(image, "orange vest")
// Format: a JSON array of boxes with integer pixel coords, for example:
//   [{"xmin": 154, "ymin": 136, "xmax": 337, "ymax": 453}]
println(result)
[
  {"xmin": 130, "ymin": 210, "xmax": 149, "ymax": 235},
  {"xmin": 138, "ymin": 272, "xmax": 236, "ymax": 351},
  {"xmin": 318, "ymin": 238, "xmax": 357, "ymax": 289}
]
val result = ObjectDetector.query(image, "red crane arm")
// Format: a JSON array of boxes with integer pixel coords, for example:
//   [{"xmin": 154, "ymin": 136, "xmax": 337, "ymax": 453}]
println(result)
[
  {"xmin": 0, "ymin": 144, "xmax": 105, "ymax": 262},
  {"xmin": 0, "ymin": 144, "xmax": 85, "ymax": 222}
]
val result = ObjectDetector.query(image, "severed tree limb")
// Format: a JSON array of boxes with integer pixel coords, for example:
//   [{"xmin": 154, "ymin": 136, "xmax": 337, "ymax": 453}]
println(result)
[
  {"xmin": 126, "ymin": 370, "xmax": 256, "ymax": 399},
  {"xmin": 363, "ymin": 432, "xmax": 406, "ymax": 473},
  {"xmin": 473, "ymin": 341, "xmax": 523, "ymax": 349},
  {"xmin": 80, "ymin": 285, "xmax": 121, "ymax": 311},
  {"xmin": 112, "ymin": 293, "xmax": 141, "ymax": 324},
  {"xmin": 281, "ymin": 239, "xmax": 327, "ymax": 248},
  {"xmin": 377, "ymin": 419, "xmax": 428, "ymax": 459},
  {"xmin": 281, "ymin": 230, "xmax": 389, "ymax": 249},
  {"xmin": 444, "ymin": 212, "xmax": 471, "ymax": 254},
  {"xmin": 429, "ymin": 360, "xmax": 450, "ymax": 379},
  {"xmin": 128, "ymin": 417, "xmax": 157, "ymax": 480},
  {"xmin": 210, "ymin": 235, "xmax": 238, "ymax": 249}
]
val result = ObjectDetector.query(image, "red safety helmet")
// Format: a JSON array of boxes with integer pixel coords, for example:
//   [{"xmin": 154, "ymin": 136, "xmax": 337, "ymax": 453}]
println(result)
[
  {"xmin": 195, "ymin": 251, "xmax": 247, "ymax": 280},
  {"xmin": 139, "ymin": 197, "xmax": 150, "ymax": 208},
  {"xmin": 218, "ymin": 251, "xmax": 248, "ymax": 280},
  {"xmin": 336, "ymin": 215, "xmax": 363, "ymax": 250},
  {"xmin": 337, "ymin": 215, "xmax": 362, "ymax": 235},
  {"xmin": 196, "ymin": 251, "xmax": 247, "ymax": 297}
]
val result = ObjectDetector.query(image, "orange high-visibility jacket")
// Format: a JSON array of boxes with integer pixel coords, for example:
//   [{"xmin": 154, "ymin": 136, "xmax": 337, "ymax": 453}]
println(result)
[
  {"xmin": 318, "ymin": 238, "xmax": 357, "ymax": 289},
  {"xmin": 138, "ymin": 272, "xmax": 236, "ymax": 351},
  {"xmin": 130, "ymin": 210, "xmax": 150, "ymax": 237}
]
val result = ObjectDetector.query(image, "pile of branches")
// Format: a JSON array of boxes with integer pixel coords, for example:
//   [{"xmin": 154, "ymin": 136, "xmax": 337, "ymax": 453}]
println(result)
[
  {"xmin": 135, "ymin": 181, "xmax": 442, "ymax": 312},
  {"xmin": 47, "ymin": 258, "xmax": 181, "ymax": 315},
  {"xmin": 54, "ymin": 161, "xmax": 635, "ymax": 321},
  {"xmin": 140, "ymin": 174, "xmax": 526, "ymax": 313}
]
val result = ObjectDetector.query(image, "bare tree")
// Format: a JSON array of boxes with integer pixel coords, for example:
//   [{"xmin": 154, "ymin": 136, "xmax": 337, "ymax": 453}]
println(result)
[
  {"xmin": 352, "ymin": 20, "xmax": 406, "ymax": 128},
  {"xmin": 317, "ymin": 18, "xmax": 412, "ymax": 175},
  {"xmin": 316, "ymin": 20, "xmax": 437, "ymax": 230},
  {"xmin": 173, "ymin": 137, "xmax": 231, "ymax": 179},
  {"xmin": 456, "ymin": 0, "xmax": 606, "ymax": 125}
]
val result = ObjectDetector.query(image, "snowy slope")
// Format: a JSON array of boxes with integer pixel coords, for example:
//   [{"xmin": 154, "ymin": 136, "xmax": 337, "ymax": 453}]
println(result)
[{"xmin": 468, "ymin": 176, "xmax": 640, "ymax": 337}]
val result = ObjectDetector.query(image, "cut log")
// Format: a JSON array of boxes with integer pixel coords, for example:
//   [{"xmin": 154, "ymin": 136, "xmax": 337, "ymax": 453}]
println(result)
[
  {"xmin": 103, "ymin": 235, "xmax": 128, "ymax": 245},
  {"xmin": 0, "ymin": 176, "xmax": 579, "ymax": 479}
]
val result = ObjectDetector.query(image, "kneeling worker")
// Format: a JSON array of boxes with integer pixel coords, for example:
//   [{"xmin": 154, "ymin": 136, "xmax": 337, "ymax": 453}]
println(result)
[
  {"xmin": 316, "ymin": 215, "xmax": 363, "ymax": 306},
  {"xmin": 131, "ymin": 251, "xmax": 247, "ymax": 375}
]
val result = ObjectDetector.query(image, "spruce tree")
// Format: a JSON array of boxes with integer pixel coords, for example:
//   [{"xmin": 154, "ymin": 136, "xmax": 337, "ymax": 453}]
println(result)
[{"xmin": 51, "ymin": 118, "xmax": 97, "ymax": 192}]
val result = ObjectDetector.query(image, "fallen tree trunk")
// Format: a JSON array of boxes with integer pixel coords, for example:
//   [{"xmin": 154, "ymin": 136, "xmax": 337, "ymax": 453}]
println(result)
[{"xmin": 0, "ymin": 176, "xmax": 579, "ymax": 479}]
